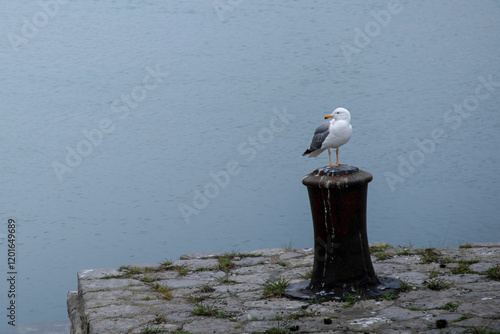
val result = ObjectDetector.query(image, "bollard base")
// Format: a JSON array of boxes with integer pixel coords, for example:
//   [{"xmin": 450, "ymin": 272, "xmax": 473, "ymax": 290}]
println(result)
[{"xmin": 285, "ymin": 276, "xmax": 402, "ymax": 301}]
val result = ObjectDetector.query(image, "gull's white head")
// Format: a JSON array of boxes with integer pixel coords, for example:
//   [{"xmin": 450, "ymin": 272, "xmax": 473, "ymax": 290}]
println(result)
[{"xmin": 324, "ymin": 107, "xmax": 351, "ymax": 122}]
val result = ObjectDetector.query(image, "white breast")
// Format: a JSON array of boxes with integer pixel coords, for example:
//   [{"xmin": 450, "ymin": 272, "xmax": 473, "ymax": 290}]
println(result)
[{"xmin": 321, "ymin": 120, "xmax": 352, "ymax": 149}]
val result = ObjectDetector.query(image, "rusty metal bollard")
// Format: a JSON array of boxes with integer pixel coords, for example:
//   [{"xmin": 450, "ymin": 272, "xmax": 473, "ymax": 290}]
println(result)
[{"xmin": 286, "ymin": 165, "xmax": 401, "ymax": 300}]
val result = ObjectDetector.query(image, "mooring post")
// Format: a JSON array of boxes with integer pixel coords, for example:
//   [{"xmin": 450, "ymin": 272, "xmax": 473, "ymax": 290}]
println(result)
[{"xmin": 286, "ymin": 165, "xmax": 401, "ymax": 300}]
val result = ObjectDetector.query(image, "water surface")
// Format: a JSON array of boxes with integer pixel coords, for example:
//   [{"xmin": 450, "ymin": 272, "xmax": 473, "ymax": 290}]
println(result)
[{"xmin": 0, "ymin": 0, "xmax": 499, "ymax": 329}]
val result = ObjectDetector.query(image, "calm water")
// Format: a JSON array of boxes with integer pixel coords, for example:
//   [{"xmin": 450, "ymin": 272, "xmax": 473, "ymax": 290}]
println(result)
[{"xmin": 1, "ymin": 0, "xmax": 499, "ymax": 330}]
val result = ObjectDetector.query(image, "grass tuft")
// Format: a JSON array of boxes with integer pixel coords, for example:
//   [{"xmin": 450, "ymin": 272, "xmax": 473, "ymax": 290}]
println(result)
[
  {"xmin": 307, "ymin": 296, "xmax": 326, "ymax": 304},
  {"xmin": 219, "ymin": 276, "xmax": 237, "ymax": 284},
  {"xmin": 116, "ymin": 265, "xmax": 159, "ymax": 279},
  {"xmin": 373, "ymin": 252, "xmax": 392, "ymax": 260},
  {"xmin": 381, "ymin": 293, "xmax": 397, "ymax": 301},
  {"xmin": 429, "ymin": 270, "xmax": 440, "ymax": 279},
  {"xmin": 425, "ymin": 278, "xmax": 450, "ymax": 291},
  {"xmin": 175, "ymin": 266, "xmax": 189, "ymax": 276},
  {"xmin": 139, "ymin": 327, "xmax": 166, "ymax": 334},
  {"xmin": 170, "ymin": 328, "xmax": 194, "ymax": 334},
  {"xmin": 153, "ymin": 314, "xmax": 167, "ymax": 323},
  {"xmin": 343, "ymin": 293, "xmax": 361, "ymax": 307},
  {"xmin": 151, "ymin": 283, "xmax": 173, "ymax": 300},
  {"xmin": 397, "ymin": 248, "xmax": 412, "ymax": 256},
  {"xmin": 418, "ymin": 248, "xmax": 441, "ymax": 264},
  {"xmin": 399, "ymin": 280, "xmax": 413, "ymax": 292},
  {"xmin": 101, "ymin": 274, "xmax": 122, "ymax": 279},
  {"xmin": 200, "ymin": 285, "xmax": 215, "ymax": 293},
  {"xmin": 188, "ymin": 295, "xmax": 208, "ymax": 303},
  {"xmin": 441, "ymin": 256, "xmax": 455, "ymax": 263},
  {"xmin": 287, "ymin": 309, "xmax": 315, "ymax": 320},
  {"xmin": 408, "ymin": 306, "xmax": 424, "ymax": 311},
  {"xmin": 450, "ymin": 260, "xmax": 478, "ymax": 275},
  {"xmin": 369, "ymin": 244, "xmax": 390, "ymax": 253},
  {"xmin": 370, "ymin": 244, "xmax": 392, "ymax": 261},
  {"xmin": 217, "ymin": 256, "xmax": 236, "ymax": 273},
  {"xmin": 485, "ymin": 265, "xmax": 500, "ymax": 281},
  {"xmin": 191, "ymin": 303, "xmax": 227, "ymax": 318},
  {"xmin": 160, "ymin": 260, "xmax": 172, "ymax": 267},
  {"xmin": 300, "ymin": 269, "xmax": 312, "ymax": 279},
  {"xmin": 441, "ymin": 302, "xmax": 458, "ymax": 311},
  {"xmin": 141, "ymin": 275, "xmax": 158, "ymax": 283},
  {"xmin": 262, "ymin": 276, "xmax": 290, "ymax": 298},
  {"xmin": 194, "ymin": 266, "xmax": 214, "ymax": 272},
  {"xmin": 281, "ymin": 240, "xmax": 294, "ymax": 252}
]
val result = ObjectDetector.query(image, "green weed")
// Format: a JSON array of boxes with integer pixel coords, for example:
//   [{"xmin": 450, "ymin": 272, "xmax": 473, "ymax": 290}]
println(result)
[
  {"xmin": 217, "ymin": 256, "xmax": 236, "ymax": 272},
  {"xmin": 381, "ymin": 293, "xmax": 397, "ymax": 301},
  {"xmin": 343, "ymin": 293, "xmax": 361, "ymax": 307},
  {"xmin": 140, "ymin": 275, "xmax": 157, "ymax": 283},
  {"xmin": 191, "ymin": 303, "xmax": 227, "ymax": 318},
  {"xmin": 300, "ymin": 269, "xmax": 313, "ymax": 279},
  {"xmin": 418, "ymin": 248, "xmax": 441, "ymax": 264},
  {"xmin": 425, "ymin": 278, "xmax": 450, "ymax": 291},
  {"xmin": 151, "ymin": 283, "xmax": 173, "ymax": 300},
  {"xmin": 200, "ymin": 285, "xmax": 215, "ymax": 293},
  {"xmin": 486, "ymin": 265, "xmax": 500, "ymax": 280},
  {"xmin": 429, "ymin": 270, "xmax": 439, "ymax": 279},
  {"xmin": 369, "ymin": 244, "xmax": 390, "ymax": 253},
  {"xmin": 441, "ymin": 302, "xmax": 458, "ymax": 311},
  {"xmin": 262, "ymin": 277, "xmax": 290, "ymax": 298},
  {"xmin": 139, "ymin": 327, "xmax": 166, "ymax": 334},
  {"xmin": 374, "ymin": 252, "xmax": 392, "ymax": 260},
  {"xmin": 399, "ymin": 280, "xmax": 413, "ymax": 292},
  {"xmin": 397, "ymin": 248, "xmax": 412, "ymax": 256},
  {"xmin": 281, "ymin": 240, "xmax": 294, "ymax": 252}
]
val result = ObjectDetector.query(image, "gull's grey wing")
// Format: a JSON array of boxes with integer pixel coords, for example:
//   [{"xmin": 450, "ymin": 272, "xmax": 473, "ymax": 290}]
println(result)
[{"xmin": 302, "ymin": 120, "xmax": 331, "ymax": 155}]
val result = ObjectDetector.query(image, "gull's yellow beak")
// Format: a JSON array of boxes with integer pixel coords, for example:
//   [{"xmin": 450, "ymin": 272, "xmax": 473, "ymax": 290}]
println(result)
[{"xmin": 324, "ymin": 114, "xmax": 333, "ymax": 119}]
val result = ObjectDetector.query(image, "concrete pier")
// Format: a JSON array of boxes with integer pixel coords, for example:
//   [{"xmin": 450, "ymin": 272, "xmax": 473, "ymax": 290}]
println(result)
[{"xmin": 68, "ymin": 243, "xmax": 500, "ymax": 333}]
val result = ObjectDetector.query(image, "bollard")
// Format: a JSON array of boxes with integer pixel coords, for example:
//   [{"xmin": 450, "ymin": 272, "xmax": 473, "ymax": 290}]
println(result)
[{"xmin": 286, "ymin": 165, "xmax": 401, "ymax": 300}]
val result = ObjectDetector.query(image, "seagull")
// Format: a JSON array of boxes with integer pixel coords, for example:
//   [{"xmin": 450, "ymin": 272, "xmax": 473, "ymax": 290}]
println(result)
[{"xmin": 302, "ymin": 107, "xmax": 352, "ymax": 166}]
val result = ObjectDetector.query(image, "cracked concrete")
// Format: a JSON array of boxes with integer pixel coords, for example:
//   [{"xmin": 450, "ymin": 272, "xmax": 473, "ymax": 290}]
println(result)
[{"xmin": 68, "ymin": 243, "xmax": 500, "ymax": 333}]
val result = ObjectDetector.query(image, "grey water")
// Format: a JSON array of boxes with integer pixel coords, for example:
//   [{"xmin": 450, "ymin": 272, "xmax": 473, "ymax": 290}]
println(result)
[{"xmin": 0, "ymin": 0, "xmax": 499, "ymax": 330}]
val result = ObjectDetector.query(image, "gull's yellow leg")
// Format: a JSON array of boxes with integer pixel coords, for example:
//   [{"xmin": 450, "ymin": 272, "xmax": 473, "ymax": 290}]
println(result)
[
  {"xmin": 329, "ymin": 149, "xmax": 341, "ymax": 167},
  {"xmin": 328, "ymin": 149, "xmax": 334, "ymax": 166},
  {"xmin": 337, "ymin": 148, "xmax": 347, "ymax": 166}
]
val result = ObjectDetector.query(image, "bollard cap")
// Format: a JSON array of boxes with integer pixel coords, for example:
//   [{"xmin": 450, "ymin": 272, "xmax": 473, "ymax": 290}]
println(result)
[
  {"xmin": 312, "ymin": 165, "xmax": 359, "ymax": 176},
  {"xmin": 302, "ymin": 165, "xmax": 373, "ymax": 189}
]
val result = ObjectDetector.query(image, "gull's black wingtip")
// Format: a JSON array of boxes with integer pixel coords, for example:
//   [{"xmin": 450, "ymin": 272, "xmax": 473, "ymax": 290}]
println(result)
[{"xmin": 302, "ymin": 148, "xmax": 313, "ymax": 156}]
